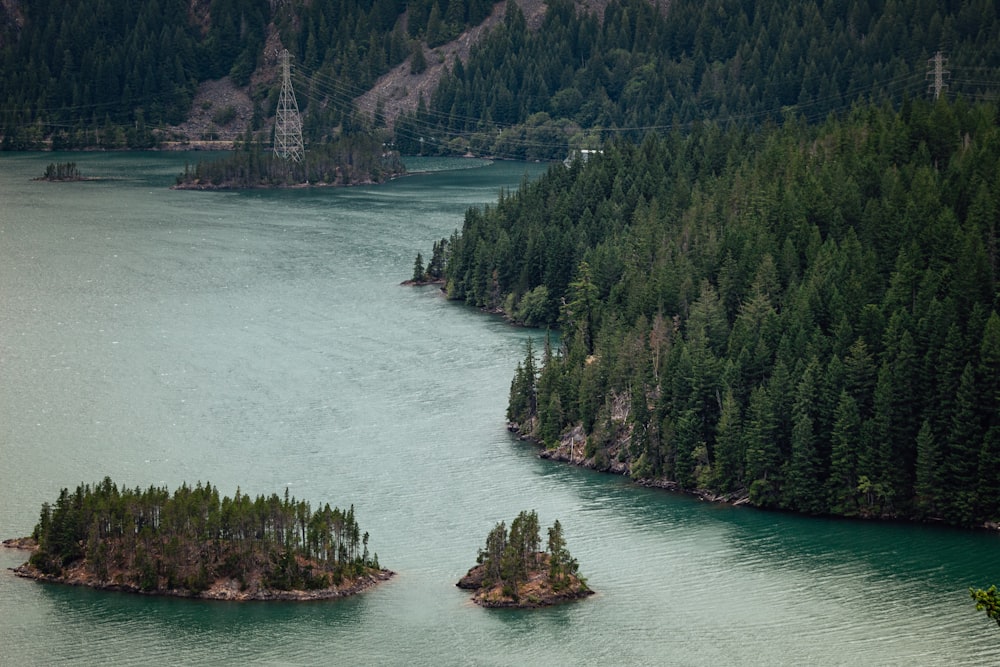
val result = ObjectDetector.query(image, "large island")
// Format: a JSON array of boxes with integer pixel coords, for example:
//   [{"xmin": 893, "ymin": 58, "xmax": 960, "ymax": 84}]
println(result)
[{"xmin": 6, "ymin": 478, "xmax": 392, "ymax": 601}]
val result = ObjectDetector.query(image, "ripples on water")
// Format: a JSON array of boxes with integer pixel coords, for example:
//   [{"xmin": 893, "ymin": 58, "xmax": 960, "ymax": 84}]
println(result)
[{"xmin": 0, "ymin": 153, "xmax": 998, "ymax": 666}]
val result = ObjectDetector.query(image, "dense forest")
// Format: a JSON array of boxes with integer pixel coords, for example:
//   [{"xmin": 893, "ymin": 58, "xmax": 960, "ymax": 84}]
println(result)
[
  {"xmin": 25, "ymin": 478, "xmax": 383, "ymax": 594},
  {"xmin": 427, "ymin": 97, "xmax": 1000, "ymax": 528},
  {"xmin": 395, "ymin": 0, "xmax": 1000, "ymax": 158},
  {"xmin": 5, "ymin": 1, "xmax": 999, "ymax": 155},
  {"xmin": 0, "ymin": 0, "xmax": 493, "ymax": 149},
  {"xmin": 174, "ymin": 132, "xmax": 405, "ymax": 188}
]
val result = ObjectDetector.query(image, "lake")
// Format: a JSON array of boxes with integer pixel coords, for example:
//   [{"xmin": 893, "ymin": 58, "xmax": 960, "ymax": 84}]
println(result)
[{"xmin": 0, "ymin": 152, "xmax": 997, "ymax": 665}]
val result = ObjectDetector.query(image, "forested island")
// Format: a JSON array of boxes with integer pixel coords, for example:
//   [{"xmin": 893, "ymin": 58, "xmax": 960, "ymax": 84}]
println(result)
[
  {"xmin": 421, "ymin": 97, "xmax": 1000, "ymax": 529},
  {"xmin": 7, "ymin": 478, "xmax": 391, "ymax": 601},
  {"xmin": 173, "ymin": 134, "xmax": 405, "ymax": 190},
  {"xmin": 457, "ymin": 510, "xmax": 592, "ymax": 608},
  {"xmin": 34, "ymin": 162, "xmax": 85, "ymax": 182}
]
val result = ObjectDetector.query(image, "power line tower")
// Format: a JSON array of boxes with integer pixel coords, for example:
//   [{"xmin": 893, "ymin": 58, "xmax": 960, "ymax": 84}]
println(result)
[
  {"xmin": 274, "ymin": 49, "xmax": 304, "ymax": 162},
  {"xmin": 927, "ymin": 51, "xmax": 949, "ymax": 101}
]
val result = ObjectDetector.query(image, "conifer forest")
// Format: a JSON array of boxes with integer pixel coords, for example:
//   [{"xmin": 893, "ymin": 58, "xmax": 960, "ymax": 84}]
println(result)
[
  {"xmin": 2, "ymin": 0, "xmax": 1000, "ymax": 530},
  {"xmin": 28, "ymin": 478, "xmax": 381, "ymax": 593},
  {"xmin": 462, "ymin": 99, "xmax": 1000, "ymax": 527}
]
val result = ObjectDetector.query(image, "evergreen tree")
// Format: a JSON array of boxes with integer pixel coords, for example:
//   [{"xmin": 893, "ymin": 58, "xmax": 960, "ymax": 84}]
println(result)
[
  {"xmin": 412, "ymin": 252, "xmax": 426, "ymax": 282},
  {"xmin": 914, "ymin": 420, "xmax": 943, "ymax": 518}
]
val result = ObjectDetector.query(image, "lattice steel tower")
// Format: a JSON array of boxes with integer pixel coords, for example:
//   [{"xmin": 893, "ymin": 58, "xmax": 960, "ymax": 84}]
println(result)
[
  {"xmin": 274, "ymin": 49, "xmax": 304, "ymax": 162},
  {"xmin": 927, "ymin": 51, "xmax": 949, "ymax": 101}
]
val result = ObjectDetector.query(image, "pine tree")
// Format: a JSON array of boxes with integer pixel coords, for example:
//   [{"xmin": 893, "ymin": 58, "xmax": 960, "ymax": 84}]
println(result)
[
  {"xmin": 944, "ymin": 363, "xmax": 981, "ymax": 524},
  {"xmin": 744, "ymin": 386, "xmax": 781, "ymax": 506},
  {"xmin": 783, "ymin": 359, "xmax": 824, "ymax": 513},
  {"xmin": 828, "ymin": 391, "xmax": 861, "ymax": 515},
  {"xmin": 480, "ymin": 521, "xmax": 507, "ymax": 586},
  {"xmin": 506, "ymin": 338, "xmax": 537, "ymax": 427},
  {"xmin": 914, "ymin": 419, "xmax": 942, "ymax": 518},
  {"xmin": 975, "ymin": 426, "xmax": 1000, "ymax": 524},
  {"xmin": 411, "ymin": 252, "xmax": 426, "ymax": 282},
  {"xmin": 711, "ymin": 387, "xmax": 744, "ymax": 493}
]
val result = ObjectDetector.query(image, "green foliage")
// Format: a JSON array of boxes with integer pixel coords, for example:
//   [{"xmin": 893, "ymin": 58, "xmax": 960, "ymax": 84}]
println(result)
[
  {"xmin": 971, "ymin": 585, "xmax": 1000, "ymax": 629},
  {"xmin": 394, "ymin": 0, "xmax": 1000, "ymax": 158},
  {"xmin": 29, "ymin": 477, "xmax": 381, "ymax": 592},
  {"xmin": 410, "ymin": 41, "xmax": 428, "ymax": 75},
  {"xmin": 0, "ymin": 0, "xmax": 495, "ymax": 147},
  {"xmin": 211, "ymin": 106, "xmax": 237, "ymax": 127},
  {"xmin": 507, "ymin": 338, "xmax": 537, "ymax": 427},
  {"xmin": 412, "ymin": 253, "xmax": 426, "ymax": 282},
  {"xmin": 175, "ymin": 134, "xmax": 405, "ymax": 188},
  {"xmin": 437, "ymin": 99, "xmax": 1000, "ymax": 526},
  {"xmin": 476, "ymin": 510, "xmax": 579, "ymax": 595},
  {"xmin": 41, "ymin": 163, "xmax": 81, "ymax": 181}
]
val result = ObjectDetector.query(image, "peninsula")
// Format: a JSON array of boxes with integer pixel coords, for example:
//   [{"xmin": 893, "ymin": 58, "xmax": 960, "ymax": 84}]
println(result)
[
  {"xmin": 457, "ymin": 510, "xmax": 592, "ymax": 608},
  {"xmin": 7, "ymin": 478, "xmax": 392, "ymax": 601}
]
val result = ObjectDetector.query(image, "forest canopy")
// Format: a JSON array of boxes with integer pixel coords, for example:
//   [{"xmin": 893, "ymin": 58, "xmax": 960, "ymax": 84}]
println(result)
[
  {"xmin": 431, "ymin": 97, "xmax": 1000, "ymax": 527},
  {"xmin": 24, "ymin": 477, "xmax": 384, "ymax": 596},
  {"xmin": 3, "ymin": 0, "xmax": 998, "ymax": 154},
  {"xmin": 458, "ymin": 509, "xmax": 591, "ymax": 607},
  {"xmin": 395, "ymin": 0, "xmax": 1000, "ymax": 159},
  {"xmin": 0, "ymin": 0, "xmax": 493, "ymax": 149},
  {"xmin": 174, "ymin": 132, "xmax": 405, "ymax": 188}
]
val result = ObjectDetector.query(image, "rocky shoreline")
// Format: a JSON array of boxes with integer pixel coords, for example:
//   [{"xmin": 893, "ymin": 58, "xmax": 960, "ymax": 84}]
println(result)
[
  {"xmin": 515, "ymin": 422, "xmax": 752, "ymax": 507},
  {"xmin": 456, "ymin": 561, "xmax": 593, "ymax": 609},
  {"xmin": 513, "ymin": 422, "xmax": 1000, "ymax": 527},
  {"xmin": 4, "ymin": 537, "xmax": 394, "ymax": 602}
]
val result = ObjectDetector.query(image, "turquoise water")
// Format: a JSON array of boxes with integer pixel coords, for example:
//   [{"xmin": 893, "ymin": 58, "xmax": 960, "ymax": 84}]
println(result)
[{"xmin": 0, "ymin": 152, "xmax": 997, "ymax": 665}]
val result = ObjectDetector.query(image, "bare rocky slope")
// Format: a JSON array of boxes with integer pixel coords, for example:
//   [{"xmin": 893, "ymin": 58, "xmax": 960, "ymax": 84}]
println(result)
[{"xmin": 168, "ymin": 0, "xmax": 619, "ymax": 145}]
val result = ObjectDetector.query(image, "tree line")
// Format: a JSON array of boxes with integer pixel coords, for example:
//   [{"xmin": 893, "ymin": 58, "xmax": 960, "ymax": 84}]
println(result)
[
  {"xmin": 427, "ymin": 97, "xmax": 1000, "ymax": 527},
  {"xmin": 30, "ymin": 477, "xmax": 380, "ymax": 593},
  {"xmin": 394, "ymin": 0, "xmax": 1000, "ymax": 159},
  {"xmin": 0, "ymin": 0, "xmax": 499, "ymax": 149},
  {"xmin": 475, "ymin": 510, "xmax": 581, "ymax": 600},
  {"xmin": 6, "ymin": 0, "xmax": 998, "ymax": 155},
  {"xmin": 174, "ymin": 132, "xmax": 405, "ymax": 188}
]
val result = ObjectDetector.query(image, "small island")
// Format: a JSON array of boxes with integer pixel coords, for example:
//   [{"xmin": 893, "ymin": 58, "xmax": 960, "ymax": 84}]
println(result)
[
  {"xmin": 457, "ymin": 510, "xmax": 592, "ymax": 608},
  {"xmin": 6, "ymin": 477, "xmax": 392, "ymax": 601},
  {"xmin": 173, "ymin": 134, "xmax": 405, "ymax": 190},
  {"xmin": 35, "ymin": 162, "xmax": 87, "ymax": 182}
]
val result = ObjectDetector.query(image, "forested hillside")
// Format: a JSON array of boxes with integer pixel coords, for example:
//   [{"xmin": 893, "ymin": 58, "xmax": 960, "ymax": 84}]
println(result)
[
  {"xmin": 396, "ymin": 0, "xmax": 1000, "ymax": 158},
  {"xmin": 0, "ymin": 0, "xmax": 492, "ymax": 149},
  {"xmin": 5, "ymin": 0, "xmax": 998, "ymax": 155},
  {"xmin": 437, "ymin": 98, "xmax": 1000, "ymax": 527}
]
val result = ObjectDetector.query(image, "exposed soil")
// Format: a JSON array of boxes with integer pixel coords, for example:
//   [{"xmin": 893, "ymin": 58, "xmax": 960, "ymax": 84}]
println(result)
[
  {"xmin": 161, "ymin": 77, "xmax": 256, "ymax": 149},
  {"xmin": 456, "ymin": 555, "xmax": 593, "ymax": 609},
  {"xmin": 11, "ymin": 560, "xmax": 394, "ymax": 601},
  {"xmin": 158, "ymin": 0, "xmax": 631, "ymax": 144},
  {"xmin": 4, "ymin": 537, "xmax": 394, "ymax": 602},
  {"xmin": 355, "ymin": 0, "xmax": 545, "ymax": 129}
]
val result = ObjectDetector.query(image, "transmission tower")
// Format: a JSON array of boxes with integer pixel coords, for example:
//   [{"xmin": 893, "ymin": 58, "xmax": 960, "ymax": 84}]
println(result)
[
  {"xmin": 927, "ymin": 51, "xmax": 949, "ymax": 101},
  {"xmin": 274, "ymin": 49, "xmax": 304, "ymax": 162}
]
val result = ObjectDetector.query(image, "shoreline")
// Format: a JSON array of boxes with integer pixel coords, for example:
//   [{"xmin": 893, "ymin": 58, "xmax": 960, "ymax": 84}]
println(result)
[
  {"xmin": 508, "ymin": 422, "xmax": 1000, "ymax": 531},
  {"xmin": 4, "ymin": 537, "xmax": 394, "ymax": 602},
  {"xmin": 456, "ymin": 561, "xmax": 593, "ymax": 609}
]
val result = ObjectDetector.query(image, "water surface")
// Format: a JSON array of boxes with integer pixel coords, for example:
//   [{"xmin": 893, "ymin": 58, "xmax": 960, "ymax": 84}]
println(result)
[{"xmin": 0, "ymin": 152, "xmax": 997, "ymax": 665}]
